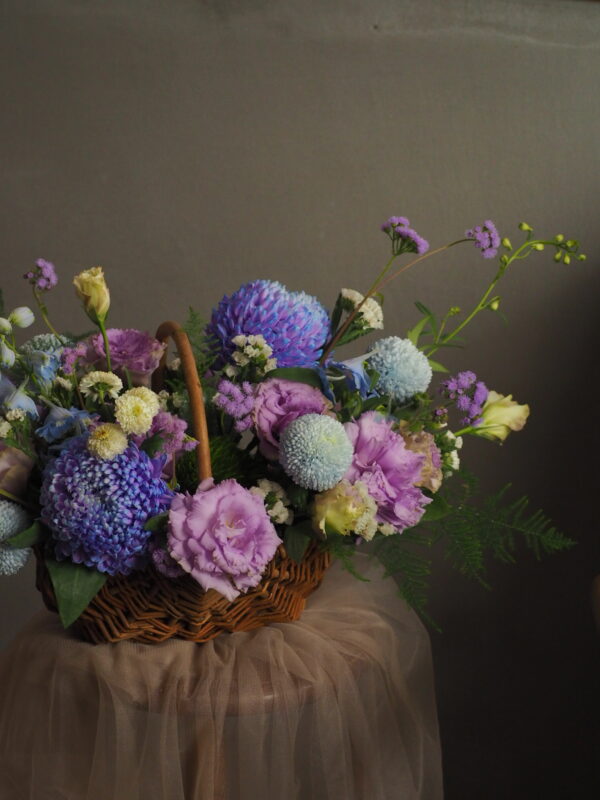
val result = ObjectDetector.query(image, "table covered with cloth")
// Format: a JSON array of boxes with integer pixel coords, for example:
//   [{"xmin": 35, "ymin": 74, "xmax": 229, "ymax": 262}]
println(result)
[{"xmin": 0, "ymin": 556, "xmax": 443, "ymax": 800}]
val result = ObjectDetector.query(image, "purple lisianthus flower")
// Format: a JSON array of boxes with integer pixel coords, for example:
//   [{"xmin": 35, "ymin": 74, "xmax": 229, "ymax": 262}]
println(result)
[
  {"xmin": 40, "ymin": 437, "xmax": 173, "ymax": 575},
  {"xmin": 214, "ymin": 379, "xmax": 255, "ymax": 432},
  {"xmin": 61, "ymin": 328, "xmax": 165, "ymax": 385},
  {"xmin": 24, "ymin": 259, "xmax": 58, "ymax": 291},
  {"xmin": 167, "ymin": 478, "xmax": 280, "ymax": 601},
  {"xmin": 207, "ymin": 280, "xmax": 330, "ymax": 368},
  {"xmin": 466, "ymin": 220, "xmax": 501, "ymax": 259},
  {"xmin": 148, "ymin": 536, "xmax": 185, "ymax": 578},
  {"xmin": 252, "ymin": 377, "xmax": 332, "ymax": 459},
  {"xmin": 343, "ymin": 411, "xmax": 431, "ymax": 531}
]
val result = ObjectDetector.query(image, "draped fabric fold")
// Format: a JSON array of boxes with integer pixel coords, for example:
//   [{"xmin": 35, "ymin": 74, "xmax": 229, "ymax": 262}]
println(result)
[{"xmin": 0, "ymin": 556, "xmax": 443, "ymax": 800}]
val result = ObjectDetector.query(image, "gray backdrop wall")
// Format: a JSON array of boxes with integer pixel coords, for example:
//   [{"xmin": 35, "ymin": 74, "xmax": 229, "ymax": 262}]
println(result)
[{"xmin": 1, "ymin": 1, "xmax": 599, "ymax": 797}]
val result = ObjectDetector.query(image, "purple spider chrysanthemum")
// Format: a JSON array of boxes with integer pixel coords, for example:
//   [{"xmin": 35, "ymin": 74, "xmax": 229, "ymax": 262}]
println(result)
[
  {"xmin": 465, "ymin": 220, "xmax": 501, "ymax": 259},
  {"xmin": 24, "ymin": 259, "xmax": 58, "ymax": 291},
  {"xmin": 40, "ymin": 437, "xmax": 173, "ymax": 575},
  {"xmin": 207, "ymin": 280, "xmax": 330, "ymax": 368}
]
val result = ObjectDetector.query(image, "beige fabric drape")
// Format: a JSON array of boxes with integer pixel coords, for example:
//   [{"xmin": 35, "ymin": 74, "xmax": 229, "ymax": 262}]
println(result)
[{"xmin": 0, "ymin": 556, "xmax": 443, "ymax": 800}]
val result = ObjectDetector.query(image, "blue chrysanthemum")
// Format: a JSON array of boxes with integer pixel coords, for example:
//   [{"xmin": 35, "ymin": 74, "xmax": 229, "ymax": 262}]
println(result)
[
  {"xmin": 0, "ymin": 499, "xmax": 31, "ymax": 576},
  {"xmin": 279, "ymin": 413, "xmax": 353, "ymax": 491},
  {"xmin": 207, "ymin": 280, "xmax": 330, "ymax": 368},
  {"xmin": 40, "ymin": 437, "xmax": 173, "ymax": 575},
  {"xmin": 368, "ymin": 336, "xmax": 432, "ymax": 402}
]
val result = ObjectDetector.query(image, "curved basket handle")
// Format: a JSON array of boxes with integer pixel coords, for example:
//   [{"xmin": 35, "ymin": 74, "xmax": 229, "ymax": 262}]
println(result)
[{"xmin": 152, "ymin": 321, "xmax": 212, "ymax": 482}]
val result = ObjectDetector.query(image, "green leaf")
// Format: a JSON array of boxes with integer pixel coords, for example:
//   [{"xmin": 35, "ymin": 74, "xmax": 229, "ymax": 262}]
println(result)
[
  {"xmin": 141, "ymin": 434, "xmax": 165, "ymax": 458},
  {"xmin": 428, "ymin": 359, "xmax": 449, "ymax": 373},
  {"xmin": 4, "ymin": 520, "xmax": 46, "ymax": 548},
  {"xmin": 45, "ymin": 558, "xmax": 107, "ymax": 628},
  {"xmin": 267, "ymin": 367, "xmax": 323, "ymax": 390},
  {"xmin": 421, "ymin": 493, "xmax": 452, "ymax": 522},
  {"xmin": 406, "ymin": 316, "xmax": 430, "ymax": 346},
  {"xmin": 284, "ymin": 521, "xmax": 313, "ymax": 563},
  {"xmin": 286, "ymin": 485, "xmax": 310, "ymax": 514},
  {"xmin": 144, "ymin": 512, "xmax": 169, "ymax": 532}
]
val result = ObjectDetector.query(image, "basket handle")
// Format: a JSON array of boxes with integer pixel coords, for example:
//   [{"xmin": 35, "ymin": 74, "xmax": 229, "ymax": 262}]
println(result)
[{"xmin": 152, "ymin": 321, "xmax": 212, "ymax": 481}]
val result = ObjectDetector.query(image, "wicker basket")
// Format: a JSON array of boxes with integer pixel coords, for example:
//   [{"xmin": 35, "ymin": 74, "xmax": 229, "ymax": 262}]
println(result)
[{"xmin": 35, "ymin": 321, "xmax": 331, "ymax": 644}]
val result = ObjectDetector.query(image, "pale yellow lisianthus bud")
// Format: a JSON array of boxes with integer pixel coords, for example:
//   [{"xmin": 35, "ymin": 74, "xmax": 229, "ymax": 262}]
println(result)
[
  {"xmin": 73, "ymin": 267, "xmax": 110, "ymax": 323},
  {"xmin": 312, "ymin": 479, "xmax": 378, "ymax": 541},
  {"xmin": 473, "ymin": 390, "xmax": 530, "ymax": 442}
]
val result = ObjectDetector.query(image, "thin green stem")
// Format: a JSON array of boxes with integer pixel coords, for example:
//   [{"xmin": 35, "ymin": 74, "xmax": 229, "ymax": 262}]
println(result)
[
  {"xmin": 0, "ymin": 487, "xmax": 35, "ymax": 511},
  {"xmin": 377, "ymin": 239, "xmax": 467, "ymax": 292},
  {"xmin": 98, "ymin": 319, "xmax": 112, "ymax": 372},
  {"xmin": 32, "ymin": 288, "xmax": 64, "ymax": 340}
]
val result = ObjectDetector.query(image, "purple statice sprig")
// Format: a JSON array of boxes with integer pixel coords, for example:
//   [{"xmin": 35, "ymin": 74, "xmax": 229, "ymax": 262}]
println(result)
[
  {"xmin": 24, "ymin": 259, "xmax": 58, "ymax": 291},
  {"xmin": 213, "ymin": 379, "xmax": 255, "ymax": 432},
  {"xmin": 381, "ymin": 216, "xmax": 430, "ymax": 257},
  {"xmin": 465, "ymin": 221, "xmax": 501, "ymax": 259},
  {"xmin": 441, "ymin": 370, "xmax": 488, "ymax": 426}
]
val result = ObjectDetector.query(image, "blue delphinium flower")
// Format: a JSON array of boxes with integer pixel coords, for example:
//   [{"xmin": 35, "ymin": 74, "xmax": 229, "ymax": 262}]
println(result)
[
  {"xmin": 0, "ymin": 499, "xmax": 31, "ymax": 576},
  {"xmin": 367, "ymin": 336, "xmax": 432, "ymax": 402},
  {"xmin": 279, "ymin": 413, "xmax": 353, "ymax": 491},
  {"xmin": 208, "ymin": 280, "xmax": 330, "ymax": 368},
  {"xmin": 40, "ymin": 436, "xmax": 173, "ymax": 575},
  {"xmin": 20, "ymin": 333, "xmax": 67, "ymax": 387},
  {"xmin": 36, "ymin": 403, "xmax": 92, "ymax": 443},
  {"xmin": 0, "ymin": 375, "xmax": 38, "ymax": 418}
]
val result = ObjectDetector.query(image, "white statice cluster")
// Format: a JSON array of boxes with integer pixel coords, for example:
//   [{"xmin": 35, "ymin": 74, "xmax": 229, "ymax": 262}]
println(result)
[
  {"xmin": 250, "ymin": 479, "xmax": 294, "ymax": 525},
  {"xmin": 0, "ymin": 419, "xmax": 12, "ymax": 439},
  {"xmin": 340, "ymin": 288, "xmax": 384, "ymax": 330},
  {"xmin": 224, "ymin": 334, "xmax": 277, "ymax": 378},
  {"xmin": 5, "ymin": 409, "xmax": 25, "ymax": 423}
]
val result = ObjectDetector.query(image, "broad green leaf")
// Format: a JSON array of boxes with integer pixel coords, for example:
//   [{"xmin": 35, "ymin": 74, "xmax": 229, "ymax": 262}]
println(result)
[
  {"xmin": 428, "ymin": 359, "xmax": 449, "ymax": 373},
  {"xmin": 144, "ymin": 512, "xmax": 169, "ymax": 532},
  {"xmin": 5, "ymin": 520, "xmax": 46, "ymax": 548},
  {"xmin": 421, "ymin": 493, "xmax": 452, "ymax": 522},
  {"xmin": 284, "ymin": 521, "xmax": 313, "ymax": 563},
  {"xmin": 141, "ymin": 434, "xmax": 164, "ymax": 458},
  {"xmin": 45, "ymin": 558, "xmax": 107, "ymax": 628},
  {"xmin": 267, "ymin": 367, "xmax": 323, "ymax": 390},
  {"xmin": 406, "ymin": 315, "xmax": 430, "ymax": 345}
]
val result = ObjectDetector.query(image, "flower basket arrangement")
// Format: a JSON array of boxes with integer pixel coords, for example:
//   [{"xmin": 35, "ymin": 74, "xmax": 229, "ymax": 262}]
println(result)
[{"xmin": 0, "ymin": 218, "xmax": 584, "ymax": 643}]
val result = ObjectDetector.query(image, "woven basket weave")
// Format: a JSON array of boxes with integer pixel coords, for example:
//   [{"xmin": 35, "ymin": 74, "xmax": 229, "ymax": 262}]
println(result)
[{"xmin": 35, "ymin": 321, "xmax": 330, "ymax": 644}]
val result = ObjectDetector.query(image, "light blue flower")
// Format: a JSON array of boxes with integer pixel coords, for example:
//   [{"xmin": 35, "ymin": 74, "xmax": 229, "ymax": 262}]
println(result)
[
  {"xmin": 367, "ymin": 336, "xmax": 432, "ymax": 402},
  {"xmin": 0, "ymin": 375, "xmax": 38, "ymax": 418},
  {"xmin": 0, "ymin": 499, "xmax": 31, "ymax": 576},
  {"xmin": 279, "ymin": 413, "xmax": 353, "ymax": 491},
  {"xmin": 20, "ymin": 334, "xmax": 66, "ymax": 387},
  {"xmin": 36, "ymin": 403, "xmax": 92, "ymax": 443}
]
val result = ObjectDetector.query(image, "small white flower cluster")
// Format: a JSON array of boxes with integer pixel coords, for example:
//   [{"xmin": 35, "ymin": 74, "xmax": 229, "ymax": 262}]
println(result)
[
  {"xmin": 440, "ymin": 430, "xmax": 463, "ymax": 477},
  {"xmin": 250, "ymin": 479, "xmax": 294, "ymax": 525},
  {"xmin": 340, "ymin": 288, "xmax": 384, "ymax": 330},
  {"xmin": 0, "ymin": 419, "xmax": 12, "ymax": 439},
  {"xmin": 54, "ymin": 376, "xmax": 73, "ymax": 392},
  {"xmin": 225, "ymin": 334, "xmax": 277, "ymax": 378},
  {"xmin": 0, "ymin": 408, "xmax": 27, "ymax": 439}
]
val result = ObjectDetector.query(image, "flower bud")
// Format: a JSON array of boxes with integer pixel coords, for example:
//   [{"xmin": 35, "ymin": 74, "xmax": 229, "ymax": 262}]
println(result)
[
  {"xmin": 0, "ymin": 318, "xmax": 12, "ymax": 335},
  {"xmin": 518, "ymin": 222, "xmax": 533, "ymax": 232},
  {"xmin": 472, "ymin": 391, "xmax": 530, "ymax": 442},
  {"xmin": 488, "ymin": 297, "xmax": 501, "ymax": 311},
  {"xmin": 578, "ymin": 254, "xmax": 587, "ymax": 261},
  {"xmin": 553, "ymin": 251, "xmax": 562, "ymax": 262},
  {"xmin": 73, "ymin": 267, "xmax": 110, "ymax": 323},
  {"xmin": 533, "ymin": 243, "xmax": 544, "ymax": 251},
  {"xmin": 0, "ymin": 342, "xmax": 15, "ymax": 368},
  {"xmin": 501, "ymin": 237, "xmax": 512, "ymax": 250},
  {"xmin": 563, "ymin": 254, "xmax": 571, "ymax": 265},
  {"xmin": 8, "ymin": 307, "xmax": 35, "ymax": 328},
  {"xmin": 554, "ymin": 234, "xmax": 564, "ymax": 243}
]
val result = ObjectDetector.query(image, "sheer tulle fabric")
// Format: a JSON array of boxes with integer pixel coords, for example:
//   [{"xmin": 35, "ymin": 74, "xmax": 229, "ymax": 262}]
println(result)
[{"xmin": 0, "ymin": 557, "xmax": 443, "ymax": 799}]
